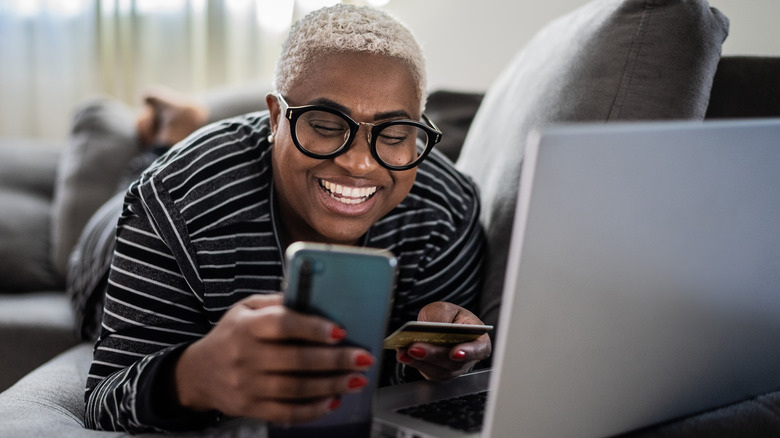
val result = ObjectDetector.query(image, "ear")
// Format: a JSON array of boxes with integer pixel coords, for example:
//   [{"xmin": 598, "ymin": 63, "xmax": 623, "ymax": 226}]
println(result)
[{"xmin": 265, "ymin": 93, "xmax": 281, "ymax": 135}]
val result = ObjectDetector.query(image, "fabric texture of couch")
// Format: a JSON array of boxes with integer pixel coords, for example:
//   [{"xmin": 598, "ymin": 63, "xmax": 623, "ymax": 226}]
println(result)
[
  {"xmin": 458, "ymin": 0, "xmax": 729, "ymax": 330},
  {"xmin": 1, "ymin": 0, "xmax": 780, "ymax": 436},
  {"xmin": 0, "ymin": 141, "xmax": 80, "ymax": 392}
]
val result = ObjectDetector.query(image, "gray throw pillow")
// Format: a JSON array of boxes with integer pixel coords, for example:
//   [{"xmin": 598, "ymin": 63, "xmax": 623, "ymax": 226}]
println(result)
[
  {"xmin": 456, "ymin": 0, "xmax": 729, "ymax": 328},
  {"xmin": 50, "ymin": 97, "xmax": 140, "ymax": 279}
]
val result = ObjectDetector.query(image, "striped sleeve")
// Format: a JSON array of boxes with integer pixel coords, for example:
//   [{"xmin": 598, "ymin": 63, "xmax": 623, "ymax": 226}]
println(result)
[
  {"xmin": 83, "ymin": 177, "xmax": 215, "ymax": 432},
  {"xmin": 370, "ymin": 149, "xmax": 485, "ymax": 330},
  {"xmin": 83, "ymin": 112, "xmax": 275, "ymax": 433}
]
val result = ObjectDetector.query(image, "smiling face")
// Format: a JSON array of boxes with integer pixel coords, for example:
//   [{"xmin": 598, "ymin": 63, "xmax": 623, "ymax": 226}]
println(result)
[{"xmin": 267, "ymin": 52, "xmax": 421, "ymax": 246}]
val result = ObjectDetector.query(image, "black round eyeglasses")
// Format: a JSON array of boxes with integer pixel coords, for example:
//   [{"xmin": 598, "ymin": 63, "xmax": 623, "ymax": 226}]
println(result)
[{"xmin": 275, "ymin": 94, "xmax": 442, "ymax": 171}]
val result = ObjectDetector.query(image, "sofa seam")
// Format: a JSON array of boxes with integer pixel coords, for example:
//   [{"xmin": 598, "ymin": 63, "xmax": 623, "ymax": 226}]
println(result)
[
  {"xmin": 11, "ymin": 397, "xmax": 83, "ymax": 423},
  {"xmin": 608, "ymin": 1, "xmax": 654, "ymax": 120}
]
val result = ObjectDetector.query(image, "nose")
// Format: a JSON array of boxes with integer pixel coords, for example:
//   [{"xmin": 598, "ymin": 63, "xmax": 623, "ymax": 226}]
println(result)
[{"xmin": 332, "ymin": 124, "xmax": 379, "ymax": 175}]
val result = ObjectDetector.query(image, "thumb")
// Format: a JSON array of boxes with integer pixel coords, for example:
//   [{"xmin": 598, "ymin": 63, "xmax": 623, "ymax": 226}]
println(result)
[
  {"xmin": 418, "ymin": 302, "xmax": 484, "ymax": 325},
  {"xmin": 240, "ymin": 293, "xmax": 283, "ymax": 310},
  {"xmin": 417, "ymin": 301, "xmax": 460, "ymax": 323}
]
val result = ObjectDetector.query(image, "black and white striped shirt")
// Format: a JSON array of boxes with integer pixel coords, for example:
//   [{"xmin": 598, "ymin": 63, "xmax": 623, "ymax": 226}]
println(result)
[{"xmin": 84, "ymin": 112, "xmax": 484, "ymax": 433}]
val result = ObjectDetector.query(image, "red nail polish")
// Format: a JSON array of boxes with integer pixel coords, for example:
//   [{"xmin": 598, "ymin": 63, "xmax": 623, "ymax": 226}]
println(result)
[
  {"xmin": 408, "ymin": 346, "xmax": 426, "ymax": 359},
  {"xmin": 397, "ymin": 352, "xmax": 413, "ymax": 364},
  {"xmin": 328, "ymin": 397, "xmax": 342, "ymax": 411},
  {"xmin": 452, "ymin": 350, "xmax": 467, "ymax": 360},
  {"xmin": 331, "ymin": 326, "xmax": 346, "ymax": 341},
  {"xmin": 355, "ymin": 353, "xmax": 374, "ymax": 367},
  {"xmin": 348, "ymin": 376, "xmax": 368, "ymax": 389}
]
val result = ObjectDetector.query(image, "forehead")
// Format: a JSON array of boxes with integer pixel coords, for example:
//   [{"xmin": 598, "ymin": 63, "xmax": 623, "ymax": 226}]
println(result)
[{"xmin": 286, "ymin": 52, "xmax": 421, "ymax": 120}]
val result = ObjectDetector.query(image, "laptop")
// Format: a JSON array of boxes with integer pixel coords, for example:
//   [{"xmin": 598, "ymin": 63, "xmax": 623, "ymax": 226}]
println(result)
[{"xmin": 373, "ymin": 118, "xmax": 780, "ymax": 437}]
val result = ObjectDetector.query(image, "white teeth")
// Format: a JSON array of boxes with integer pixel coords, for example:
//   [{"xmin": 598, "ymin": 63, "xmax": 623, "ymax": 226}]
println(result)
[{"xmin": 320, "ymin": 180, "xmax": 377, "ymax": 205}]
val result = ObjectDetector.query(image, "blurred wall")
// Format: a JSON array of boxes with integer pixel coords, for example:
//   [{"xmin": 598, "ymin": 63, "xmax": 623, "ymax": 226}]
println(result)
[
  {"xmin": 385, "ymin": 0, "xmax": 780, "ymax": 93},
  {"xmin": 1, "ymin": 0, "xmax": 777, "ymax": 140}
]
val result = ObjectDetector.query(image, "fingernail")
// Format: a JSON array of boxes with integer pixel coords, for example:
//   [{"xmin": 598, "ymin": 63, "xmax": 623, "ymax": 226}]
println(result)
[
  {"xmin": 452, "ymin": 349, "xmax": 467, "ymax": 360},
  {"xmin": 355, "ymin": 353, "xmax": 374, "ymax": 367},
  {"xmin": 397, "ymin": 352, "xmax": 413, "ymax": 364},
  {"xmin": 348, "ymin": 376, "xmax": 368, "ymax": 389},
  {"xmin": 408, "ymin": 346, "xmax": 426, "ymax": 359},
  {"xmin": 328, "ymin": 397, "xmax": 342, "ymax": 411},
  {"xmin": 331, "ymin": 326, "xmax": 346, "ymax": 341}
]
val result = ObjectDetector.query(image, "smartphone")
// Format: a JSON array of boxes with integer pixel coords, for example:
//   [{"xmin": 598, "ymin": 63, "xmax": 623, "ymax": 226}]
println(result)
[
  {"xmin": 384, "ymin": 321, "xmax": 494, "ymax": 349},
  {"xmin": 270, "ymin": 242, "xmax": 397, "ymax": 438}
]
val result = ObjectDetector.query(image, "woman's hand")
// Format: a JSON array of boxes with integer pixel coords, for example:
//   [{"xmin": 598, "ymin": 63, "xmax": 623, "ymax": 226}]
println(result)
[
  {"xmin": 174, "ymin": 294, "xmax": 374, "ymax": 424},
  {"xmin": 395, "ymin": 301, "xmax": 492, "ymax": 382}
]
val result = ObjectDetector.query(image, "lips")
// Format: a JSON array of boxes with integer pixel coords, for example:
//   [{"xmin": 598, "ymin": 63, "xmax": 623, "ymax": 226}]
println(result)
[{"xmin": 319, "ymin": 179, "xmax": 378, "ymax": 205}]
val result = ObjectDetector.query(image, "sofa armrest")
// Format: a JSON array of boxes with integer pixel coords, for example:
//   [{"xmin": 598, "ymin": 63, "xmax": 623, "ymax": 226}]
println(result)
[
  {"xmin": 0, "ymin": 344, "xmax": 275, "ymax": 436},
  {"xmin": 0, "ymin": 344, "xmax": 115, "ymax": 437}
]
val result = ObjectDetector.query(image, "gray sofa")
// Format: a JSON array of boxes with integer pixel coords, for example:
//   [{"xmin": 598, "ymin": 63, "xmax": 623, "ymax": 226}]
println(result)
[{"xmin": 1, "ymin": 0, "xmax": 780, "ymax": 436}]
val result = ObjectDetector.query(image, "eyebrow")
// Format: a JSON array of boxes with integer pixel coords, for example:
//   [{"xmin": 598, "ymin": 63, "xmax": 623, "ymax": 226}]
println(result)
[{"xmin": 307, "ymin": 97, "xmax": 413, "ymax": 121}]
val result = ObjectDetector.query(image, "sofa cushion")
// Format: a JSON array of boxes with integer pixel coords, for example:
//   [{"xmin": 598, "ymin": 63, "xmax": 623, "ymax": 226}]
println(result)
[
  {"xmin": 50, "ymin": 97, "xmax": 140, "ymax": 279},
  {"xmin": 0, "ymin": 292, "xmax": 78, "ymax": 391},
  {"xmin": 456, "ymin": 0, "xmax": 729, "ymax": 328},
  {"xmin": 0, "ymin": 140, "xmax": 62, "ymax": 292}
]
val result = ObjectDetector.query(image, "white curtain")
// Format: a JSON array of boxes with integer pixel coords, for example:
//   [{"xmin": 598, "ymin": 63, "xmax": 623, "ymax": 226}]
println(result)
[{"xmin": 0, "ymin": 0, "xmax": 362, "ymax": 141}]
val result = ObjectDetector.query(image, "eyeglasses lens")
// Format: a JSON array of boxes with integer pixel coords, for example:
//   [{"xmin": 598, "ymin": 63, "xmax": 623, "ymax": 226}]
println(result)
[
  {"xmin": 295, "ymin": 110, "xmax": 351, "ymax": 155},
  {"xmin": 374, "ymin": 124, "xmax": 427, "ymax": 168}
]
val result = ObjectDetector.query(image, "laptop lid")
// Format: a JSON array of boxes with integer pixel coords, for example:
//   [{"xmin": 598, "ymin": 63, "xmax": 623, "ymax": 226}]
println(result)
[
  {"xmin": 374, "ymin": 118, "xmax": 780, "ymax": 438},
  {"xmin": 486, "ymin": 118, "xmax": 780, "ymax": 437}
]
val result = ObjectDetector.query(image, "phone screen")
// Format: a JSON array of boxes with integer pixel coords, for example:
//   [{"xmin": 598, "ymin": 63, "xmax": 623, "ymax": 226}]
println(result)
[{"xmin": 272, "ymin": 242, "xmax": 397, "ymax": 437}]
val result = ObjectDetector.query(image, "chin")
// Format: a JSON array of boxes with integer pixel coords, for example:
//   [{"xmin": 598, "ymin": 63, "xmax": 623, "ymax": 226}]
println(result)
[{"xmin": 317, "ymin": 223, "xmax": 371, "ymax": 246}]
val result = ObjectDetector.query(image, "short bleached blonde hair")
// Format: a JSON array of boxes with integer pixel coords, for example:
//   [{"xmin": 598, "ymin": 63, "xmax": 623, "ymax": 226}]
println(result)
[{"xmin": 273, "ymin": 4, "xmax": 427, "ymax": 110}]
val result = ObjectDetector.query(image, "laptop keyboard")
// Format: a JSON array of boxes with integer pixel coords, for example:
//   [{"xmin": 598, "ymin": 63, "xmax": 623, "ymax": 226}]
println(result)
[{"xmin": 395, "ymin": 390, "xmax": 488, "ymax": 433}]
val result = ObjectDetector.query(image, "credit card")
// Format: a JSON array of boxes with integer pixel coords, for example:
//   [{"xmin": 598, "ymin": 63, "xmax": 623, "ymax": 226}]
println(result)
[{"xmin": 383, "ymin": 321, "xmax": 493, "ymax": 349}]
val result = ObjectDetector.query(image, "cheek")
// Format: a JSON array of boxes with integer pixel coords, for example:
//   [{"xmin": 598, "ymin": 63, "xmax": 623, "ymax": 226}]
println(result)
[
  {"xmin": 271, "ymin": 143, "xmax": 308, "ymax": 199},
  {"xmin": 390, "ymin": 170, "xmax": 417, "ymax": 203},
  {"xmin": 273, "ymin": 140, "xmax": 310, "ymax": 178}
]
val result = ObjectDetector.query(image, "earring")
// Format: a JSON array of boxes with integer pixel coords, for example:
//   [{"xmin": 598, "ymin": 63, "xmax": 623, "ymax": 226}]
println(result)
[{"xmin": 267, "ymin": 133, "xmax": 275, "ymax": 144}]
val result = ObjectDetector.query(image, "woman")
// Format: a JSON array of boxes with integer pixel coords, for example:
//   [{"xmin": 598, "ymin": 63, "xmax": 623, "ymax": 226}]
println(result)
[{"xmin": 84, "ymin": 4, "xmax": 490, "ymax": 433}]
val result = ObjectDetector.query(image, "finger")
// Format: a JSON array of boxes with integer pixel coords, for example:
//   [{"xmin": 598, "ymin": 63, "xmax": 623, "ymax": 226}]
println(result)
[
  {"xmin": 404, "ymin": 343, "xmax": 472, "ymax": 375},
  {"xmin": 251, "ymin": 372, "xmax": 369, "ymax": 400},
  {"xmin": 448, "ymin": 333, "xmax": 492, "ymax": 362},
  {"xmin": 233, "ymin": 395, "xmax": 343, "ymax": 424},
  {"xmin": 239, "ymin": 293, "xmax": 284, "ymax": 310},
  {"xmin": 396, "ymin": 349, "xmax": 467, "ymax": 382},
  {"xmin": 233, "ymin": 296, "xmax": 345, "ymax": 345},
  {"xmin": 405, "ymin": 343, "xmax": 450, "ymax": 363},
  {"xmin": 398, "ymin": 338, "xmax": 490, "ymax": 382},
  {"xmin": 247, "ymin": 308, "xmax": 347, "ymax": 345},
  {"xmin": 253, "ymin": 344, "xmax": 375, "ymax": 373},
  {"xmin": 404, "ymin": 334, "xmax": 491, "ymax": 365}
]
